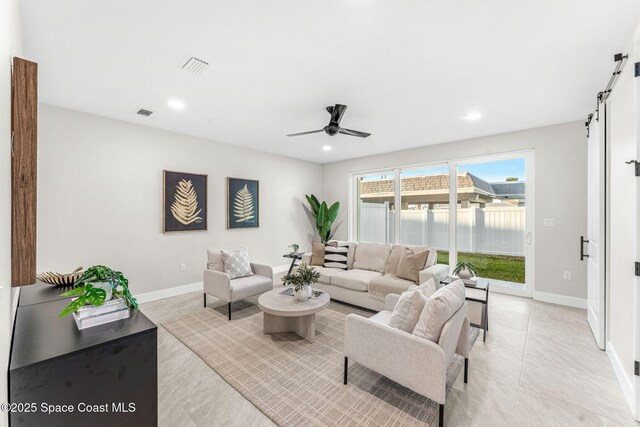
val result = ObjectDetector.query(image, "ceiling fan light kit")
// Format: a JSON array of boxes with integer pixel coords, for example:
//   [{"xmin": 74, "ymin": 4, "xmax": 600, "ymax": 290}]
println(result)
[{"xmin": 287, "ymin": 104, "xmax": 371, "ymax": 139}]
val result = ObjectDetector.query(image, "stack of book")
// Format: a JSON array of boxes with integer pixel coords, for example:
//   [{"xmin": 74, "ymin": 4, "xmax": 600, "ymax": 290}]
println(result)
[{"xmin": 72, "ymin": 296, "xmax": 130, "ymax": 330}]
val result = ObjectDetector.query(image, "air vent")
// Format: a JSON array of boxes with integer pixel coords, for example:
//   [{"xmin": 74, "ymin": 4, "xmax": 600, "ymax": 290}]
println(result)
[
  {"xmin": 137, "ymin": 109, "xmax": 153, "ymax": 117},
  {"xmin": 181, "ymin": 56, "xmax": 209, "ymax": 75}
]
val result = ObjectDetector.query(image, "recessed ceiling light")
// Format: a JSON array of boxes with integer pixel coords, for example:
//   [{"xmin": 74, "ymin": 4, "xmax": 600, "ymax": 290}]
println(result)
[
  {"xmin": 322, "ymin": 145, "xmax": 332, "ymax": 151},
  {"xmin": 168, "ymin": 99, "xmax": 185, "ymax": 110},
  {"xmin": 463, "ymin": 112, "xmax": 482, "ymax": 121}
]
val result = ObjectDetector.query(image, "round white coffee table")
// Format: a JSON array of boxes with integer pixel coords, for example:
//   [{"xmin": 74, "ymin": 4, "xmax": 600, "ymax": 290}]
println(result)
[{"xmin": 258, "ymin": 288, "xmax": 330, "ymax": 343}]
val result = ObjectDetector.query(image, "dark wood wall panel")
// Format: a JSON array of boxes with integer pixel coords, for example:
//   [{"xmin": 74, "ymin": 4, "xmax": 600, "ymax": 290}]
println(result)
[{"xmin": 11, "ymin": 57, "xmax": 38, "ymax": 287}]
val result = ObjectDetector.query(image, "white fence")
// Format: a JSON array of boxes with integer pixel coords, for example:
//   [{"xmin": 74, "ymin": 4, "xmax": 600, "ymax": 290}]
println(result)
[{"xmin": 359, "ymin": 202, "xmax": 525, "ymax": 256}]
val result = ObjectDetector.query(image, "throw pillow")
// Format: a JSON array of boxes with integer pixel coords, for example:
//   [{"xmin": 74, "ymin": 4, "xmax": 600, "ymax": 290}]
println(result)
[
  {"xmin": 396, "ymin": 248, "xmax": 430, "ymax": 283},
  {"xmin": 221, "ymin": 247, "xmax": 254, "ymax": 279},
  {"xmin": 324, "ymin": 241, "xmax": 349, "ymax": 270},
  {"xmin": 413, "ymin": 280, "xmax": 466, "ymax": 342},
  {"xmin": 207, "ymin": 248, "xmax": 224, "ymax": 272},
  {"xmin": 310, "ymin": 241, "xmax": 325, "ymax": 266},
  {"xmin": 415, "ymin": 278, "xmax": 436, "ymax": 298},
  {"xmin": 389, "ymin": 288, "xmax": 428, "ymax": 333}
]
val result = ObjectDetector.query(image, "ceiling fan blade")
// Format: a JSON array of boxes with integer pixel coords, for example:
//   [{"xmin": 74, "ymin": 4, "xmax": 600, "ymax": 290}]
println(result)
[
  {"xmin": 338, "ymin": 128, "xmax": 371, "ymax": 138},
  {"xmin": 329, "ymin": 104, "xmax": 347, "ymax": 125},
  {"xmin": 286, "ymin": 130, "xmax": 324, "ymax": 137}
]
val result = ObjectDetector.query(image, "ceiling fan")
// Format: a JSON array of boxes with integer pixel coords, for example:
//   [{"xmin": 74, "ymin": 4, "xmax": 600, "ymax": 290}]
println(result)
[{"xmin": 287, "ymin": 104, "xmax": 371, "ymax": 138}]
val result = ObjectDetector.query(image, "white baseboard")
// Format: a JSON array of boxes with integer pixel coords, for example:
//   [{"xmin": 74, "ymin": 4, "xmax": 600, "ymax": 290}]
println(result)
[
  {"xmin": 607, "ymin": 341, "xmax": 635, "ymax": 417},
  {"xmin": 532, "ymin": 291, "xmax": 587, "ymax": 309},
  {"xmin": 136, "ymin": 281, "xmax": 203, "ymax": 304}
]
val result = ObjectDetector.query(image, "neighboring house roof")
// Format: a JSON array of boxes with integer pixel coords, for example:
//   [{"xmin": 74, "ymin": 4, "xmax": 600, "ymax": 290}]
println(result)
[
  {"xmin": 468, "ymin": 173, "xmax": 496, "ymax": 195},
  {"xmin": 491, "ymin": 182, "xmax": 526, "ymax": 197},
  {"xmin": 359, "ymin": 172, "xmax": 525, "ymax": 199}
]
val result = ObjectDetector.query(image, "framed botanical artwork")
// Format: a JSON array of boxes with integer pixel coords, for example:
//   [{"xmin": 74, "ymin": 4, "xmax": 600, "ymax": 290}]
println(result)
[
  {"xmin": 227, "ymin": 177, "xmax": 259, "ymax": 229},
  {"xmin": 163, "ymin": 170, "xmax": 208, "ymax": 233}
]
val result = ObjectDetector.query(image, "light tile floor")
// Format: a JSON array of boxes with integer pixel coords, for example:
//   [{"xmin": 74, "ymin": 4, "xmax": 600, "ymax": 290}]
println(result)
[{"xmin": 141, "ymin": 287, "xmax": 637, "ymax": 426}]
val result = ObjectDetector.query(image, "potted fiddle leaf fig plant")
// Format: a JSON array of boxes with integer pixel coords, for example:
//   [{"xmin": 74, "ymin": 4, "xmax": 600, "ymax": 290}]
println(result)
[
  {"xmin": 282, "ymin": 263, "xmax": 321, "ymax": 301},
  {"xmin": 58, "ymin": 265, "xmax": 138, "ymax": 317},
  {"xmin": 305, "ymin": 194, "xmax": 340, "ymax": 244},
  {"xmin": 453, "ymin": 261, "xmax": 478, "ymax": 280}
]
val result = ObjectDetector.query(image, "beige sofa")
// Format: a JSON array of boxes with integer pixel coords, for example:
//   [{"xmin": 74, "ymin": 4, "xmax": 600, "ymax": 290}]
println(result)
[{"xmin": 302, "ymin": 242, "xmax": 449, "ymax": 311}]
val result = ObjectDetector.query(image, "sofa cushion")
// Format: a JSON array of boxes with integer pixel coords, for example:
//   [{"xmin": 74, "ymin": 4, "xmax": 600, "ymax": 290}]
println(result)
[
  {"xmin": 207, "ymin": 249, "xmax": 224, "ymax": 272},
  {"xmin": 353, "ymin": 242, "xmax": 392, "ymax": 273},
  {"xmin": 346, "ymin": 243, "xmax": 356, "ymax": 269},
  {"xmin": 310, "ymin": 266, "xmax": 344, "ymax": 284},
  {"xmin": 385, "ymin": 245, "xmax": 405, "ymax": 275},
  {"xmin": 221, "ymin": 247, "xmax": 254, "ymax": 279},
  {"xmin": 368, "ymin": 274, "xmax": 415, "ymax": 299},
  {"xmin": 310, "ymin": 241, "xmax": 325, "ymax": 266},
  {"xmin": 413, "ymin": 279, "xmax": 466, "ymax": 342},
  {"xmin": 396, "ymin": 248, "xmax": 430, "ymax": 283},
  {"xmin": 331, "ymin": 269, "xmax": 382, "ymax": 292},
  {"xmin": 229, "ymin": 274, "xmax": 273, "ymax": 301},
  {"xmin": 389, "ymin": 288, "xmax": 428, "ymax": 332},
  {"xmin": 324, "ymin": 242, "xmax": 349, "ymax": 270},
  {"xmin": 368, "ymin": 309, "xmax": 393, "ymax": 326}
]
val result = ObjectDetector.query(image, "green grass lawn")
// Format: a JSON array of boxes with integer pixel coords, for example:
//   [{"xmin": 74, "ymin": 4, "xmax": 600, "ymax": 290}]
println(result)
[{"xmin": 437, "ymin": 251, "xmax": 525, "ymax": 284}]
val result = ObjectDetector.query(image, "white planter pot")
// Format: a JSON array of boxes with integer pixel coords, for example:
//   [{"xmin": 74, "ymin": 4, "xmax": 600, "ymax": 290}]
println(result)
[
  {"xmin": 92, "ymin": 282, "xmax": 113, "ymax": 301},
  {"xmin": 293, "ymin": 284, "xmax": 312, "ymax": 301},
  {"xmin": 457, "ymin": 269, "xmax": 473, "ymax": 280}
]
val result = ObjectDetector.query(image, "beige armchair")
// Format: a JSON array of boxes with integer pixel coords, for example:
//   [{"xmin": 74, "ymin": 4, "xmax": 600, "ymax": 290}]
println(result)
[
  {"xmin": 343, "ymin": 294, "xmax": 469, "ymax": 427},
  {"xmin": 203, "ymin": 249, "xmax": 273, "ymax": 320}
]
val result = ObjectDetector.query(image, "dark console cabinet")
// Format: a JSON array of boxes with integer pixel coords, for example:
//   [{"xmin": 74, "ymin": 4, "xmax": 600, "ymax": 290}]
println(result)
[{"xmin": 9, "ymin": 283, "xmax": 158, "ymax": 426}]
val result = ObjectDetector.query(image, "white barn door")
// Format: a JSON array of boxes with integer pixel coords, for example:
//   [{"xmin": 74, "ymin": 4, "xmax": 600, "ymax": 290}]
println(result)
[{"xmin": 586, "ymin": 109, "xmax": 606, "ymax": 350}]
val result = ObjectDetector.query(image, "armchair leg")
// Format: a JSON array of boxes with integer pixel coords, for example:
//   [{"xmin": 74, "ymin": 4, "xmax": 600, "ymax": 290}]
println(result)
[
  {"xmin": 464, "ymin": 358, "xmax": 469, "ymax": 383},
  {"xmin": 203, "ymin": 293, "xmax": 206, "ymax": 308},
  {"xmin": 343, "ymin": 357, "xmax": 348, "ymax": 385},
  {"xmin": 439, "ymin": 404, "xmax": 444, "ymax": 427},
  {"xmin": 228, "ymin": 302, "xmax": 232, "ymax": 321}
]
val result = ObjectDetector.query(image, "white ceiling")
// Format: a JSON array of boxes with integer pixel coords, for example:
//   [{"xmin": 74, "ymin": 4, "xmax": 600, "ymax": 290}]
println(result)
[{"xmin": 21, "ymin": 0, "xmax": 640, "ymax": 164}]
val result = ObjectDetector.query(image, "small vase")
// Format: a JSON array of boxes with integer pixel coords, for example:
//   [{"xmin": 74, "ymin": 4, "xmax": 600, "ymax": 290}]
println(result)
[
  {"xmin": 293, "ymin": 284, "xmax": 312, "ymax": 301},
  {"xmin": 92, "ymin": 282, "xmax": 113, "ymax": 301},
  {"xmin": 458, "ymin": 269, "xmax": 473, "ymax": 280}
]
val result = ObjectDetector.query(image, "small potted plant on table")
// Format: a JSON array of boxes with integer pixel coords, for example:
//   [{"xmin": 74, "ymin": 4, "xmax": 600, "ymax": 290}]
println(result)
[
  {"xmin": 59, "ymin": 265, "xmax": 138, "ymax": 318},
  {"xmin": 453, "ymin": 261, "xmax": 478, "ymax": 280},
  {"xmin": 282, "ymin": 263, "xmax": 320, "ymax": 301}
]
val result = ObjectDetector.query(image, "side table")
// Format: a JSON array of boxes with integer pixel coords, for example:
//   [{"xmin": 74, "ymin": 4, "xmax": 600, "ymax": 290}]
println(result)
[
  {"xmin": 283, "ymin": 252, "xmax": 303, "ymax": 275},
  {"xmin": 441, "ymin": 276, "xmax": 490, "ymax": 342}
]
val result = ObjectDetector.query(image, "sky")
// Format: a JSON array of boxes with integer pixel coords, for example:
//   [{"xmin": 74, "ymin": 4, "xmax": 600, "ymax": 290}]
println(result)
[{"xmin": 362, "ymin": 158, "xmax": 526, "ymax": 183}]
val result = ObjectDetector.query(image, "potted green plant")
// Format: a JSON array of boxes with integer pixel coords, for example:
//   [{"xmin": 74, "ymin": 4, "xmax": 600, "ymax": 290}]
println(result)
[
  {"xmin": 305, "ymin": 194, "xmax": 340, "ymax": 244},
  {"xmin": 282, "ymin": 263, "xmax": 321, "ymax": 301},
  {"xmin": 289, "ymin": 243, "xmax": 300, "ymax": 255},
  {"xmin": 453, "ymin": 261, "xmax": 478, "ymax": 280},
  {"xmin": 58, "ymin": 265, "xmax": 138, "ymax": 317}
]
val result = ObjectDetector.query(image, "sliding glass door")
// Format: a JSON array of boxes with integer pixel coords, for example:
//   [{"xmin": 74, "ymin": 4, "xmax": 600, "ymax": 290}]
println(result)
[
  {"xmin": 455, "ymin": 157, "xmax": 528, "ymax": 291},
  {"xmin": 351, "ymin": 151, "xmax": 534, "ymax": 295},
  {"xmin": 399, "ymin": 166, "xmax": 450, "ymax": 264}
]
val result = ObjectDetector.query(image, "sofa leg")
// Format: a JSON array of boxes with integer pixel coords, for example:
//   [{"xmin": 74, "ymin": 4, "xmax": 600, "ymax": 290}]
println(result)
[
  {"xmin": 343, "ymin": 357, "xmax": 348, "ymax": 385},
  {"xmin": 203, "ymin": 293, "xmax": 206, "ymax": 308},
  {"xmin": 439, "ymin": 403, "xmax": 444, "ymax": 427},
  {"xmin": 464, "ymin": 358, "xmax": 468, "ymax": 383},
  {"xmin": 228, "ymin": 302, "xmax": 232, "ymax": 321}
]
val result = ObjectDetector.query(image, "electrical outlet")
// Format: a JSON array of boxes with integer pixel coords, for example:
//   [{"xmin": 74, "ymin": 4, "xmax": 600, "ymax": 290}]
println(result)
[
  {"xmin": 563, "ymin": 271, "xmax": 572, "ymax": 280},
  {"xmin": 544, "ymin": 218, "xmax": 556, "ymax": 227},
  {"xmin": 179, "ymin": 264, "xmax": 186, "ymax": 272}
]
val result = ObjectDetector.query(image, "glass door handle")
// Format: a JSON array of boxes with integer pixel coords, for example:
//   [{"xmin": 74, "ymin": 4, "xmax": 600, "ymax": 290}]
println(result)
[{"xmin": 526, "ymin": 231, "xmax": 532, "ymax": 245}]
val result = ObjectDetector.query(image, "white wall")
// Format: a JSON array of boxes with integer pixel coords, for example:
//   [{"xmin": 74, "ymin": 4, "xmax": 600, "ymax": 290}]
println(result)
[
  {"xmin": 38, "ymin": 105, "xmax": 323, "ymax": 296},
  {"xmin": 0, "ymin": 0, "xmax": 23, "ymax": 425},
  {"xmin": 323, "ymin": 121, "xmax": 587, "ymax": 301}
]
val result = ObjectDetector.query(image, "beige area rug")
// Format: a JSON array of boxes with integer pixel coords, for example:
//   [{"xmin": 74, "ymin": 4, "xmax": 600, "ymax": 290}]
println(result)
[{"xmin": 163, "ymin": 301, "xmax": 478, "ymax": 427}]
